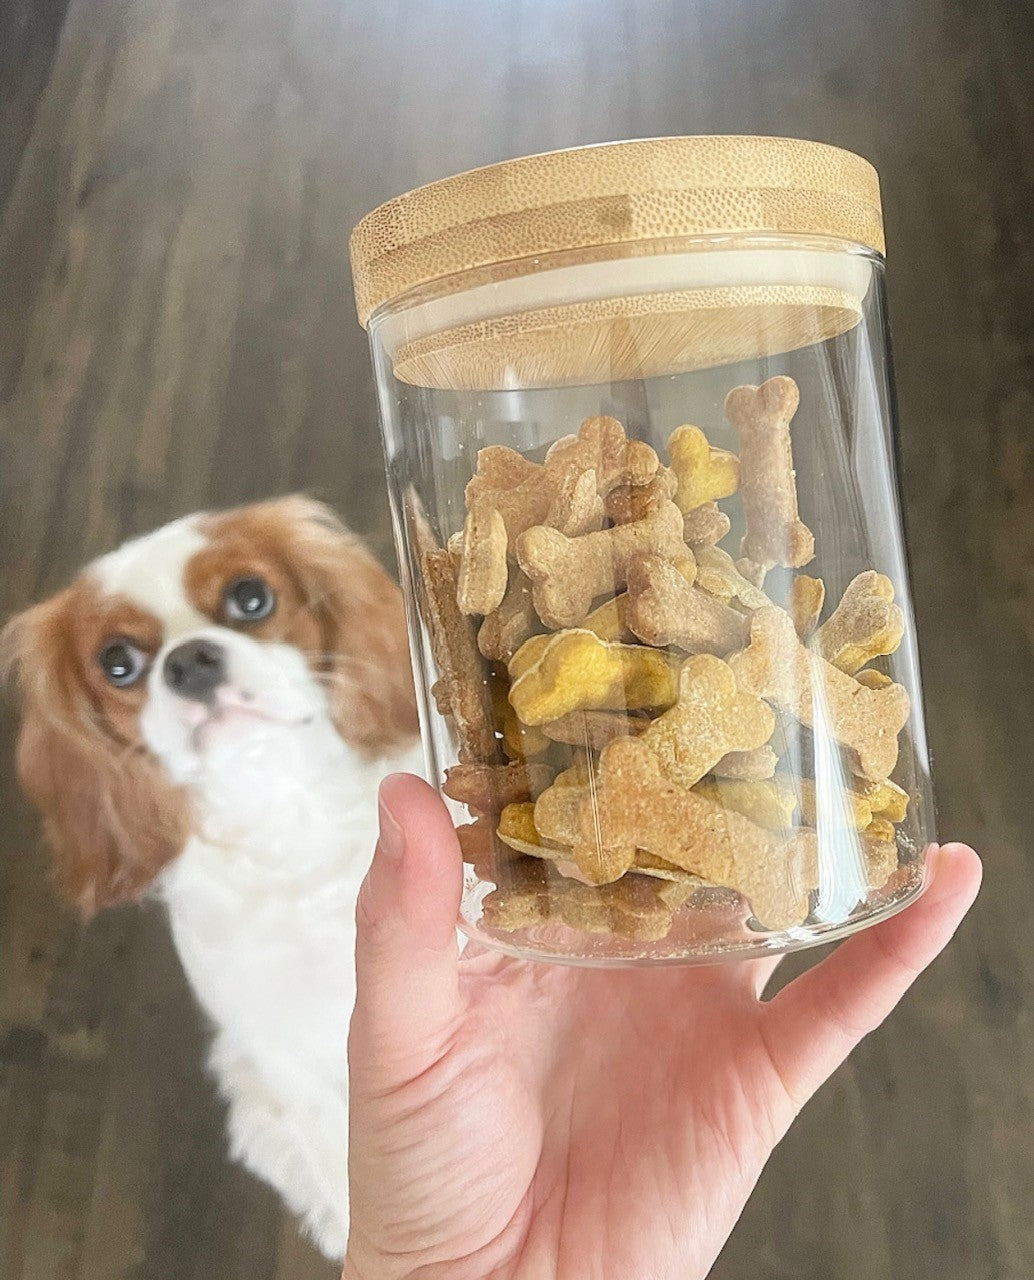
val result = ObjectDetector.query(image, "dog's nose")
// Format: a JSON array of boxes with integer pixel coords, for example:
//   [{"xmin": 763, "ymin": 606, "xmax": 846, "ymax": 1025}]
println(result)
[{"xmin": 163, "ymin": 638, "xmax": 228, "ymax": 702}]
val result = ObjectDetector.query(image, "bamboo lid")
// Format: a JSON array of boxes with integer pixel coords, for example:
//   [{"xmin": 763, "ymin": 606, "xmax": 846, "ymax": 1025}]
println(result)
[{"xmin": 350, "ymin": 136, "xmax": 884, "ymax": 326}]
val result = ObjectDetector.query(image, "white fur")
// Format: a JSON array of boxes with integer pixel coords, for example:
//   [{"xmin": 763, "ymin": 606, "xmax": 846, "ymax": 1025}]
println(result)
[{"xmin": 95, "ymin": 520, "xmax": 422, "ymax": 1259}]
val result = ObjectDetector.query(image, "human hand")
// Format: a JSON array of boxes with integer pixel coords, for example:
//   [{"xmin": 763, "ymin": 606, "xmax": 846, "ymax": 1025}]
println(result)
[{"xmin": 344, "ymin": 775, "xmax": 980, "ymax": 1280}]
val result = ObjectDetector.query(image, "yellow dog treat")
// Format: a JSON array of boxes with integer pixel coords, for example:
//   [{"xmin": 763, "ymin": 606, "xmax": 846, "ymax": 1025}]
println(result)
[
  {"xmin": 554, "ymin": 738, "xmax": 819, "ymax": 927},
  {"xmin": 667, "ymin": 424, "xmax": 740, "ymax": 512},
  {"xmin": 815, "ymin": 571, "xmax": 905, "ymax": 675},
  {"xmin": 857, "ymin": 777, "xmax": 909, "ymax": 823},
  {"xmin": 640, "ymin": 654, "xmax": 775, "ymax": 789},
  {"xmin": 497, "ymin": 801, "xmax": 549, "ymax": 857},
  {"xmin": 728, "ymin": 606, "xmax": 911, "ymax": 782},
  {"xmin": 790, "ymin": 574, "xmax": 825, "ymax": 641},
  {"xmin": 627, "ymin": 554, "xmax": 750, "ymax": 656},
  {"xmin": 545, "ymin": 415, "xmax": 659, "ymax": 496},
  {"xmin": 865, "ymin": 816, "xmax": 896, "ymax": 844},
  {"xmin": 508, "ymin": 631, "xmax": 554, "ymax": 682},
  {"xmin": 581, "ymin": 593, "xmax": 635, "ymax": 643},
  {"xmin": 695, "ymin": 778, "xmax": 798, "ymax": 830},
  {"xmin": 797, "ymin": 778, "xmax": 873, "ymax": 830},
  {"xmin": 509, "ymin": 629, "xmax": 680, "ymax": 726},
  {"xmin": 725, "ymin": 377, "xmax": 815, "ymax": 570},
  {"xmin": 456, "ymin": 506, "xmax": 509, "ymax": 616}
]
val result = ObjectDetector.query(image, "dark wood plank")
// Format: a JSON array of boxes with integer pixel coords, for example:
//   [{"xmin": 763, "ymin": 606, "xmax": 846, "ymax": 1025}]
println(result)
[{"xmin": 1, "ymin": 0, "xmax": 1032, "ymax": 1275}]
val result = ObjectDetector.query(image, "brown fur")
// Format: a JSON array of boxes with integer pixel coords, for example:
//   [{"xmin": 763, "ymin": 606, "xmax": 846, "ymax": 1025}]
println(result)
[{"xmin": 2, "ymin": 496, "xmax": 418, "ymax": 913}]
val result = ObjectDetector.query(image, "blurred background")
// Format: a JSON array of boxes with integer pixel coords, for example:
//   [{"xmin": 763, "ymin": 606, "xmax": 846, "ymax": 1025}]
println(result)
[{"xmin": 1, "ymin": 1, "xmax": 1031, "ymax": 1277}]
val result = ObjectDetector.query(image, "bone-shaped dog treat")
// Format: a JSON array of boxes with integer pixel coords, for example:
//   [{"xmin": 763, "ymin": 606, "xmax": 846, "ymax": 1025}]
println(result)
[
  {"xmin": 797, "ymin": 778, "xmax": 873, "ymax": 830},
  {"xmin": 814, "ymin": 571, "xmax": 905, "ymax": 675},
  {"xmin": 465, "ymin": 447, "xmax": 558, "ymax": 547},
  {"xmin": 509, "ymin": 629, "xmax": 680, "ymax": 726},
  {"xmin": 713, "ymin": 744, "xmax": 779, "ymax": 780},
  {"xmin": 516, "ymin": 500, "xmax": 686, "ymax": 628},
  {"xmin": 639, "ymin": 654, "xmax": 775, "ymax": 788},
  {"xmin": 422, "ymin": 549, "xmax": 499, "ymax": 762},
  {"xmin": 725, "ymin": 377, "xmax": 814, "ymax": 569},
  {"xmin": 539, "ymin": 708, "xmax": 650, "ymax": 749},
  {"xmin": 456, "ymin": 506, "xmax": 509, "ymax": 616},
  {"xmin": 443, "ymin": 760, "xmax": 554, "ymax": 814},
  {"xmin": 728, "ymin": 606, "xmax": 910, "ymax": 782},
  {"xmin": 545, "ymin": 415, "xmax": 659, "ymax": 495},
  {"xmin": 581, "ymin": 592, "xmax": 635, "ymax": 643},
  {"xmin": 694, "ymin": 547, "xmax": 770, "ymax": 610},
  {"xmin": 604, "ymin": 469, "xmax": 678, "ymax": 525},
  {"xmin": 682, "ymin": 503, "xmax": 732, "ymax": 547},
  {"xmin": 556, "ymin": 738, "xmax": 818, "ymax": 927},
  {"xmin": 855, "ymin": 777, "xmax": 909, "ymax": 823},
  {"xmin": 667, "ymin": 424, "xmax": 740, "ymax": 513},
  {"xmin": 626, "ymin": 554, "xmax": 751, "ymax": 656},
  {"xmin": 546, "ymin": 468, "xmax": 606, "ymax": 537},
  {"xmin": 500, "ymin": 700, "xmax": 551, "ymax": 760},
  {"xmin": 478, "ymin": 570, "xmax": 540, "ymax": 662},
  {"xmin": 694, "ymin": 778, "xmax": 798, "ymax": 831},
  {"xmin": 790, "ymin": 574, "xmax": 825, "ymax": 641}
]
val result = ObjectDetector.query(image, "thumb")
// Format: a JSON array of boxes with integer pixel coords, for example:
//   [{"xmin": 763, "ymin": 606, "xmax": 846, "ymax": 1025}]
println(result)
[{"xmin": 350, "ymin": 773, "xmax": 465, "ymax": 1090}]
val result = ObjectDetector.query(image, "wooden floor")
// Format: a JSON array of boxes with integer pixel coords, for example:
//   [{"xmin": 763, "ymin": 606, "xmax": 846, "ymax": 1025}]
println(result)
[{"xmin": 1, "ymin": 0, "xmax": 1032, "ymax": 1276}]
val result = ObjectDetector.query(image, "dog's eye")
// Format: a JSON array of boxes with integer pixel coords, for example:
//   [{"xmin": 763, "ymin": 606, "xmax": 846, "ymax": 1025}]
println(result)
[
  {"xmin": 98, "ymin": 639, "xmax": 149, "ymax": 688},
  {"xmin": 224, "ymin": 576, "xmax": 276, "ymax": 623}
]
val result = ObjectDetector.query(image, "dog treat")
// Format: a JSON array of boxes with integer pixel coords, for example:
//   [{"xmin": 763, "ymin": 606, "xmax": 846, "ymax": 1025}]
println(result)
[
  {"xmin": 726, "ymin": 377, "xmax": 814, "ymax": 570},
  {"xmin": 667, "ymin": 424, "xmax": 740, "ymax": 513},
  {"xmin": 478, "ymin": 570, "xmax": 540, "ymax": 662},
  {"xmin": 497, "ymin": 802, "xmax": 548, "ymax": 857},
  {"xmin": 626, "ymin": 554, "xmax": 751, "ymax": 655},
  {"xmin": 546, "ymin": 468, "xmax": 606, "ymax": 537},
  {"xmin": 682, "ymin": 502, "xmax": 732, "ymax": 547},
  {"xmin": 581, "ymin": 593, "xmax": 635, "ymax": 643},
  {"xmin": 797, "ymin": 778, "xmax": 873, "ymax": 830},
  {"xmin": 854, "ymin": 668, "xmax": 893, "ymax": 690},
  {"xmin": 501, "ymin": 700, "xmax": 551, "ymax": 760},
  {"xmin": 728, "ymin": 606, "xmax": 910, "ymax": 782},
  {"xmin": 555, "ymin": 738, "xmax": 819, "ymax": 927},
  {"xmin": 856, "ymin": 777, "xmax": 910, "ymax": 823},
  {"xmin": 713, "ymin": 744, "xmax": 779, "ymax": 780},
  {"xmin": 509, "ymin": 629, "xmax": 680, "ymax": 726},
  {"xmin": 790, "ymin": 574, "xmax": 826, "ymax": 641},
  {"xmin": 456, "ymin": 818, "xmax": 523, "ymax": 875},
  {"xmin": 507, "ymin": 631, "xmax": 554, "ymax": 682},
  {"xmin": 456, "ymin": 506, "xmax": 509, "ymax": 616},
  {"xmin": 540, "ymin": 708, "xmax": 650, "ymax": 748},
  {"xmin": 694, "ymin": 547, "xmax": 769, "ymax": 610},
  {"xmin": 604, "ymin": 469, "xmax": 678, "ymax": 524},
  {"xmin": 465, "ymin": 447, "xmax": 558, "ymax": 548},
  {"xmin": 443, "ymin": 760, "xmax": 554, "ymax": 814},
  {"xmin": 863, "ymin": 830, "xmax": 899, "ymax": 887},
  {"xmin": 694, "ymin": 778, "xmax": 798, "ymax": 831},
  {"xmin": 865, "ymin": 816, "xmax": 896, "ymax": 844},
  {"xmin": 815, "ymin": 571, "xmax": 905, "ymax": 675},
  {"xmin": 736, "ymin": 557, "xmax": 769, "ymax": 588},
  {"xmin": 517, "ymin": 500, "xmax": 686, "ymax": 628},
  {"xmin": 545, "ymin": 415, "xmax": 659, "ymax": 495},
  {"xmin": 639, "ymin": 654, "xmax": 775, "ymax": 789},
  {"xmin": 421, "ymin": 549, "xmax": 499, "ymax": 761}
]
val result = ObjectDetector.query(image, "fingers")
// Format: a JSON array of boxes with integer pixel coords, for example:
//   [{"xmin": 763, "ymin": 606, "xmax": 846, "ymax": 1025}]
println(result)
[
  {"xmin": 350, "ymin": 773, "xmax": 465, "ymax": 1089},
  {"xmin": 761, "ymin": 843, "xmax": 981, "ymax": 1108}
]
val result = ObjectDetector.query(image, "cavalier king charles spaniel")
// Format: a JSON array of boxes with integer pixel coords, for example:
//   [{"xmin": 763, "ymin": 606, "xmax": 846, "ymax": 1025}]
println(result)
[{"xmin": 2, "ymin": 496, "xmax": 422, "ymax": 1258}]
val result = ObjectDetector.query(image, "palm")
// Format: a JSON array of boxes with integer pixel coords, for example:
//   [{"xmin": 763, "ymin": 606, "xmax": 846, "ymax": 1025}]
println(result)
[{"xmin": 346, "ymin": 778, "xmax": 979, "ymax": 1280}]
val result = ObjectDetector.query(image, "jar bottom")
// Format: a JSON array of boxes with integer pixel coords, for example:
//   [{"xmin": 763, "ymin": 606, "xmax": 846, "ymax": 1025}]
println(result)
[{"xmin": 458, "ymin": 854, "xmax": 930, "ymax": 968}]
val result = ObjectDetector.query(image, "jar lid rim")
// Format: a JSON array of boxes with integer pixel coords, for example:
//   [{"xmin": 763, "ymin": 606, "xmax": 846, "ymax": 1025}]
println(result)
[{"xmin": 349, "ymin": 135, "xmax": 885, "ymax": 327}]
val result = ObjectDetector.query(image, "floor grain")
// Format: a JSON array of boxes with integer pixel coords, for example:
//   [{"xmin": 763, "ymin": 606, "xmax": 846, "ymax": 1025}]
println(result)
[{"xmin": 1, "ymin": 0, "xmax": 1031, "ymax": 1275}]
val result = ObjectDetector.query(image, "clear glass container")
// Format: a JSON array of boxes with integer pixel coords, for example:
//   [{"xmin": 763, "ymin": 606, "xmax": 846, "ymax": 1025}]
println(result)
[{"xmin": 351, "ymin": 137, "xmax": 935, "ymax": 965}]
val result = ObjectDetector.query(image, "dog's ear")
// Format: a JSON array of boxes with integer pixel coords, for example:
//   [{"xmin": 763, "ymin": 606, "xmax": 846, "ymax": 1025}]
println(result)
[
  {"xmin": 1, "ymin": 598, "xmax": 188, "ymax": 915},
  {"xmin": 280, "ymin": 498, "xmax": 420, "ymax": 757}
]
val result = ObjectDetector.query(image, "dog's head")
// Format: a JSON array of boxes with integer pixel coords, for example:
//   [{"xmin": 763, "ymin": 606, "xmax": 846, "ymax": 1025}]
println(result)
[{"xmin": 2, "ymin": 497, "xmax": 418, "ymax": 912}]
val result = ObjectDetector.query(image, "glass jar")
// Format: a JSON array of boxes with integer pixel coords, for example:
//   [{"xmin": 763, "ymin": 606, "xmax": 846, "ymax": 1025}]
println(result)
[{"xmin": 350, "ymin": 136, "xmax": 935, "ymax": 966}]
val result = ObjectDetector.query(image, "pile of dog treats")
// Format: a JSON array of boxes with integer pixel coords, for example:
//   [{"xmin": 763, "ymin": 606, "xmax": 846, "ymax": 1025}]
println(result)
[{"xmin": 416, "ymin": 375, "xmax": 913, "ymax": 942}]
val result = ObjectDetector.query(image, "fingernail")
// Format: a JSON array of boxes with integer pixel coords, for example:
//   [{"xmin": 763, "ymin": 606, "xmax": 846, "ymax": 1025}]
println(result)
[{"xmin": 378, "ymin": 792, "xmax": 405, "ymax": 865}]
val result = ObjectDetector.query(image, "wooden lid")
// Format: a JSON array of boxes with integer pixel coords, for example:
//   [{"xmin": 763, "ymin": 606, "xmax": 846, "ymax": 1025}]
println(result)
[{"xmin": 350, "ymin": 136, "xmax": 884, "ymax": 326}]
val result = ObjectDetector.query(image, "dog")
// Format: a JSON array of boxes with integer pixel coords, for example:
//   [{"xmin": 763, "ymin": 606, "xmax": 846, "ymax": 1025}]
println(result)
[{"xmin": 1, "ymin": 496, "xmax": 423, "ymax": 1258}]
